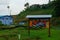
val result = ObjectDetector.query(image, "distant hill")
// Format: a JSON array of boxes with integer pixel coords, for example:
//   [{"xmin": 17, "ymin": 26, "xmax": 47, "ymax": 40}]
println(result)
[
  {"xmin": 14, "ymin": 1, "xmax": 60, "ymax": 26},
  {"xmin": 18, "ymin": 1, "xmax": 55, "ymax": 19}
]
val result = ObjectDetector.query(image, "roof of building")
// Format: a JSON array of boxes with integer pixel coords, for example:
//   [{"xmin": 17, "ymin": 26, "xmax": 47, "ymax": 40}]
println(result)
[
  {"xmin": 26, "ymin": 15, "xmax": 52, "ymax": 18},
  {"xmin": 0, "ymin": 15, "xmax": 13, "ymax": 19}
]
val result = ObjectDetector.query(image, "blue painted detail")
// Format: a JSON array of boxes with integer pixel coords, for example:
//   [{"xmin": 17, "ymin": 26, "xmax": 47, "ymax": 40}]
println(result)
[{"xmin": 0, "ymin": 15, "xmax": 13, "ymax": 25}]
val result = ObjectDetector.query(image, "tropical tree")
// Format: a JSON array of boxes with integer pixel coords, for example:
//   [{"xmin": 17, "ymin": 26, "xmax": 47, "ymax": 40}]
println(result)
[{"xmin": 24, "ymin": 2, "xmax": 29, "ymax": 8}]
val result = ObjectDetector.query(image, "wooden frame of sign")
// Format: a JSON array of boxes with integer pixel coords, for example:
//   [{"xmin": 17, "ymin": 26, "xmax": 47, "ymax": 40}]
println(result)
[{"xmin": 26, "ymin": 15, "xmax": 52, "ymax": 38}]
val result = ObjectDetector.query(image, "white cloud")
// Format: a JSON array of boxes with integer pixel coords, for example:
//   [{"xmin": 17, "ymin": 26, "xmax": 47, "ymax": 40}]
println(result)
[
  {"xmin": 26, "ymin": 0, "xmax": 49, "ymax": 5},
  {"xmin": 0, "ymin": 0, "xmax": 53, "ymax": 15},
  {"xmin": 0, "ymin": 0, "xmax": 9, "ymax": 5},
  {"xmin": 9, "ymin": 0, "xmax": 25, "ymax": 15}
]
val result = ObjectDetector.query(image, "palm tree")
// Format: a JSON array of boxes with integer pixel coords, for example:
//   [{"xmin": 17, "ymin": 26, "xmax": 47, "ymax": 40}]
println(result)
[
  {"xmin": 7, "ymin": 6, "xmax": 10, "ymax": 15},
  {"xmin": 7, "ymin": 6, "xmax": 11, "ymax": 16},
  {"xmin": 55, "ymin": 0, "xmax": 60, "ymax": 17},
  {"xmin": 7, "ymin": 6, "xmax": 10, "ymax": 9}
]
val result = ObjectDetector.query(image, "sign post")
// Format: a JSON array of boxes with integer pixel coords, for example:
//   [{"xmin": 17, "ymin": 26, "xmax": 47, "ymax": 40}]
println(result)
[{"xmin": 48, "ymin": 19, "xmax": 51, "ymax": 37}]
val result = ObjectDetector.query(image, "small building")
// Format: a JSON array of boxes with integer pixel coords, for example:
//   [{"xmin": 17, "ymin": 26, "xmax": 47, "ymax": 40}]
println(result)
[
  {"xmin": 26, "ymin": 15, "xmax": 52, "ymax": 28},
  {"xmin": 0, "ymin": 15, "xmax": 13, "ymax": 25},
  {"xmin": 26, "ymin": 15, "xmax": 52, "ymax": 37}
]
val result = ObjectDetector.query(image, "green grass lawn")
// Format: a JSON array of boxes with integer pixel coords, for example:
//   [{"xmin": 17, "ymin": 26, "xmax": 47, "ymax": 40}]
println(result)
[{"xmin": 0, "ymin": 27, "xmax": 60, "ymax": 40}]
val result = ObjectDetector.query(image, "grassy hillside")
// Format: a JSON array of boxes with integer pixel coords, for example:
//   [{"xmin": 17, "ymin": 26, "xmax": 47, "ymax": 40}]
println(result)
[
  {"xmin": 18, "ymin": 8, "xmax": 53, "ymax": 19},
  {"xmin": 18, "ymin": 1, "xmax": 55, "ymax": 19},
  {"xmin": 17, "ymin": 1, "xmax": 60, "ymax": 26}
]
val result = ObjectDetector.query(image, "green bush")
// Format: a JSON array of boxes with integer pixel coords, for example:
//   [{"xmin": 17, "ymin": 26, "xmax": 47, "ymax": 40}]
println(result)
[{"xmin": 0, "ymin": 21, "xmax": 4, "ymax": 26}]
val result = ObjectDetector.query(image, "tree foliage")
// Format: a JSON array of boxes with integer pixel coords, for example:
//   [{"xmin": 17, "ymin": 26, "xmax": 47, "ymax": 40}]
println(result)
[
  {"xmin": 18, "ymin": 1, "xmax": 56, "ymax": 18},
  {"xmin": 0, "ymin": 21, "xmax": 3, "ymax": 26},
  {"xmin": 55, "ymin": 0, "xmax": 60, "ymax": 17},
  {"xmin": 25, "ymin": 4, "xmax": 49, "ymax": 11},
  {"xmin": 24, "ymin": 2, "xmax": 29, "ymax": 8}
]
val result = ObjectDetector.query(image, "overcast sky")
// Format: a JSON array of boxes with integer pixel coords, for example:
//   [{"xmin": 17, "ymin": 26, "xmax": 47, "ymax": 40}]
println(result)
[{"xmin": 0, "ymin": 0, "xmax": 53, "ymax": 16}]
